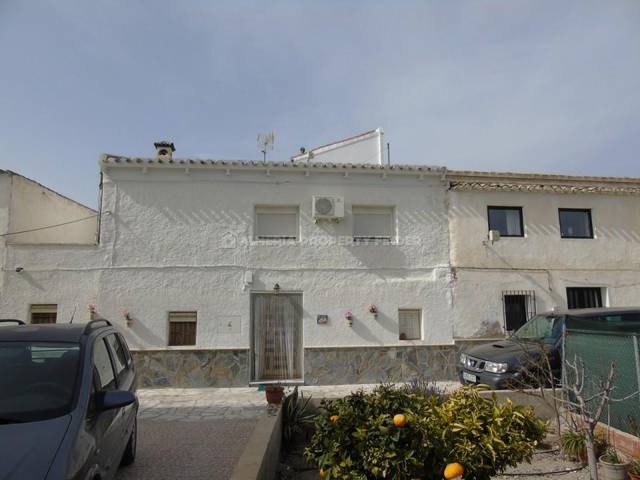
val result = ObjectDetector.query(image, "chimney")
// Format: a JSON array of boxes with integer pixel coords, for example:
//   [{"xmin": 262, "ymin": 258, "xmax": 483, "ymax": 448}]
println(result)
[{"xmin": 154, "ymin": 141, "xmax": 175, "ymax": 161}]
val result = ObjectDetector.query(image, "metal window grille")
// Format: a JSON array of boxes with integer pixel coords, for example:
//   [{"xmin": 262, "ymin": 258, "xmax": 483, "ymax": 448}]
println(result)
[
  {"xmin": 502, "ymin": 291, "xmax": 536, "ymax": 332},
  {"xmin": 566, "ymin": 287, "xmax": 603, "ymax": 309},
  {"xmin": 168, "ymin": 312, "xmax": 197, "ymax": 346}
]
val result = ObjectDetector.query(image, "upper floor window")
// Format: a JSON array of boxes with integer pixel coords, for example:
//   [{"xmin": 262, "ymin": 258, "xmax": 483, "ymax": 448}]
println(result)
[
  {"xmin": 353, "ymin": 206, "xmax": 394, "ymax": 243},
  {"xmin": 30, "ymin": 304, "xmax": 57, "ymax": 324},
  {"xmin": 559, "ymin": 209, "xmax": 593, "ymax": 239},
  {"xmin": 255, "ymin": 206, "xmax": 299, "ymax": 241},
  {"xmin": 487, "ymin": 206, "xmax": 523, "ymax": 237}
]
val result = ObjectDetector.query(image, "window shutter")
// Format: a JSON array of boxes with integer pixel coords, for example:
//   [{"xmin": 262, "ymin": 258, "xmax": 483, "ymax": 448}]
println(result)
[
  {"xmin": 30, "ymin": 304, "xmax": 57, "ymax": 324},
  {"xmin": 353, "ymin": 206, "xmax": 393, "ymax": 240},
  {"xmin": 398, "ymin": 309, "xmax": 422, "ymax": 340},
  {"xmin": 255, "ymin": 206, "xmax": 299, "ymax": 239},
  {"xmin": 168, "ymin": 311, "xmax": 197, "ymax": 346}
]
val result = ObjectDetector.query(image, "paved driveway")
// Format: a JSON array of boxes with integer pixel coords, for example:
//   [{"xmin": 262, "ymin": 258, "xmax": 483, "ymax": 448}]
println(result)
[
  {"xmin": 116, "ymin": 388, "xmax": 266, "ymax": 480},
  {"xmin": 115, "ymin": 383, "xmax": 461, "ymax": 479}
]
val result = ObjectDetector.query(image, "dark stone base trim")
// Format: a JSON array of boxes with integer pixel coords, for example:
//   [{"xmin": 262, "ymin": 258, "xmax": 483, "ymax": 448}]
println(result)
[{"xmin": 132, "ymin": 342, "xmax": 495, "ymax": 388}]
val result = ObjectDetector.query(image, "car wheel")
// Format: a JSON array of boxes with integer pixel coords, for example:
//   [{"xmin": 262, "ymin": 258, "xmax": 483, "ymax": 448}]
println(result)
[{"xmin": 120, "ymin": 417, "xmax": 137, "ymax": 466}]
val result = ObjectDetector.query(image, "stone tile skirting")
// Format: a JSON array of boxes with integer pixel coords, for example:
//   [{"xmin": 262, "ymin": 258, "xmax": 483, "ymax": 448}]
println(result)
[{"xmin": 132, "ymin": 340, "xmax": 496, "ymax": 388}]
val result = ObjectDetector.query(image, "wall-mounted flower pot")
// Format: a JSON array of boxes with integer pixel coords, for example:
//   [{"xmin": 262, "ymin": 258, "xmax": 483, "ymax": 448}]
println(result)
[{"xmin": 345, "ymin": 311, "xmax": 354, "ymax": 327}]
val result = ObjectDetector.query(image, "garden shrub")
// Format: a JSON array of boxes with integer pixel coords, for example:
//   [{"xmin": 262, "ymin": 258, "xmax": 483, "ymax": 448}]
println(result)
[{"xmin": 304, "ymin": 385, "xmax": 547, "ymax": 480}]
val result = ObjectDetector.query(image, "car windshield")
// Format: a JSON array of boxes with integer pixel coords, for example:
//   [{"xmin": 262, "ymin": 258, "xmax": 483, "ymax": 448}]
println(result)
[
  {"xmin": 512, "ymin": 314, "xmax": 563, "ymax": 343},
  {"xmin": 0, "ymin": 342, "xmax": 80, "ymax": 423}
]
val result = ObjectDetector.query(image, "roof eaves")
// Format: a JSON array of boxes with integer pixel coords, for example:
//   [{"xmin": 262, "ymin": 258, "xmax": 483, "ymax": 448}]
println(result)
[{"xmin": 100, "ymin": 155, "xmax": 445, "ymax": 176}]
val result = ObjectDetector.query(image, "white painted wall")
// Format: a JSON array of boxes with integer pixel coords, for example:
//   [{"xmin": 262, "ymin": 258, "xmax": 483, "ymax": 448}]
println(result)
[
  {"xmin": 0, "ymin": 162, "xmax": 453, "ymax": 350},
  {"xmin": 449, "ymin": 189, "xmax": 640, "ymax": 338},
  {"xmin": 6, "ymin": 173, "xmax": 97, "ymax": 245},
  {"xmin": 0, "ymin": 173, "xmax": 12, "ymax": 299},
  {"xmin": 292, "ymin": 128, "xmax": 385, "ymax": 165}
]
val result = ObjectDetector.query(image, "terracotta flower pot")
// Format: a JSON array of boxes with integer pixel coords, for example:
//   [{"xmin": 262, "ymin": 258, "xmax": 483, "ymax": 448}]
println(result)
[{"xmin": 265, "ymin": 386, "xmax": 285, "ymax": 405}]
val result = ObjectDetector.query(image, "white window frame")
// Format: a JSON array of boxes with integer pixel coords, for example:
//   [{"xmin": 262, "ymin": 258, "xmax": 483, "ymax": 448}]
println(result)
[
  {"xmin": 352, "ymin": 205, "xmax": 395, "ymax": 243},
  {"xmin": 254, "ymin": 205, "xmax": 300, "ymax": 241},
  {"xmin": 398, "ymin": 308, "xmax": 422, "ymax": 341}
]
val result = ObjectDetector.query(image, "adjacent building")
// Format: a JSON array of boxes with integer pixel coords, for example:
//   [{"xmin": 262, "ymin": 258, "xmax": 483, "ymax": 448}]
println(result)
[{"xmin": 2, "ymin": 130, "xmax": 640, "ymax": 387}]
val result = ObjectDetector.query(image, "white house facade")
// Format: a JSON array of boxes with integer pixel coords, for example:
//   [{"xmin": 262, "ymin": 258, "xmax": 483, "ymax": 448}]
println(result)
[
  {"xmin": 448, "ymin": 170, "xmax": 640, "ymax": 339},
  {"xmin": 1, "ymin": 131, "xmax": 463, "ymax": 387},
  {"xmin": 2, "ymin": 131, "xmax": 640, "ymax": 387}
]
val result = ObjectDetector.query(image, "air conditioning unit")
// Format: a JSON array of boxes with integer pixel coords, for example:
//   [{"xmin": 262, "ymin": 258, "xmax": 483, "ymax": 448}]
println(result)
[{"xmin": 312, "ymin": 195, "xmax": 344, "ymax": 220}]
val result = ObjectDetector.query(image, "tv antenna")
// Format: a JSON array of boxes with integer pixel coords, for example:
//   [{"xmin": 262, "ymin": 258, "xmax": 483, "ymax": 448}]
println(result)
[{"xmin": 257, "ymin": 132, "xmax": 275, "ymax": 161}]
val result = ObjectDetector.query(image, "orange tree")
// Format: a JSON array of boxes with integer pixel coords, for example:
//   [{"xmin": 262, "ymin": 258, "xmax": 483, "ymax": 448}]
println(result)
[{"xmin": 304, "ymin": 385, "xmax": 546, "ymax": 480}]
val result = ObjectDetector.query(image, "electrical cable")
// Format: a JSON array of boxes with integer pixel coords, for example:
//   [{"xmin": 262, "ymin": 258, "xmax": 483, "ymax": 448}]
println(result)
[{"xmin": 0, "ymin": 215, "xmax": 98, "ymax": 237}]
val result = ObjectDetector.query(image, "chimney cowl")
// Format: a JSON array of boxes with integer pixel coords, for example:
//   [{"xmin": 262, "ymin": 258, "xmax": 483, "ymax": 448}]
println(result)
[{"xmin": 154, "ymin": 141, "xmax": 175, "ymax": 160}]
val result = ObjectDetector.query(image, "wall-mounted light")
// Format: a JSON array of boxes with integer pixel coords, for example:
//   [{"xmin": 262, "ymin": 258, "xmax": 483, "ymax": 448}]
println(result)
[{"xmin": 273, "ymin": 283, "xmax": 280, "ymax": 294}]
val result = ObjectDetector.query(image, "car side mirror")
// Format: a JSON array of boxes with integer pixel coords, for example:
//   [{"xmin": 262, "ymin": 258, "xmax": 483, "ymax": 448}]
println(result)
[{"xmin": 95, "ymin": 390, "xmax": 136, "ymax": 412}]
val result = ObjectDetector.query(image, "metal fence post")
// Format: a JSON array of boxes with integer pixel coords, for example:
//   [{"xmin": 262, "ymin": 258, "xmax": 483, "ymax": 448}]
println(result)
[
  {"xmin": 633, "ymin": 335, "xmax": 640, "ymax": 408},
  {"xmin": 561, "ymin": 323, "xmax": 567, "ymax": 388}
]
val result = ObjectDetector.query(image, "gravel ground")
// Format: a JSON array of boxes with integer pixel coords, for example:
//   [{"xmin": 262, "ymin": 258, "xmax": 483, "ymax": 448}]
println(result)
[
  {"xmin": 496, "ymin": 449, "xmax": 588, "ymax": 480},
  {"xmin": 115, "ymin": 418, "xmax": 256, "ymax": 480}
]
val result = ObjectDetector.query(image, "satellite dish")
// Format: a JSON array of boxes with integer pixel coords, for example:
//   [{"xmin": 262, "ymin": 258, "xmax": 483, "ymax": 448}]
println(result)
[{"xmin": 257, "ymin": 132, "xmax": 275, "ymax": 161}]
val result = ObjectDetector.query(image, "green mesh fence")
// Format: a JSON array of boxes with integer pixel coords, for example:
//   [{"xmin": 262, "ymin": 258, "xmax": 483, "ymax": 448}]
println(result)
[{"xmin": 564, "ymin": 329, "xmax": 640, "ymax": 434}]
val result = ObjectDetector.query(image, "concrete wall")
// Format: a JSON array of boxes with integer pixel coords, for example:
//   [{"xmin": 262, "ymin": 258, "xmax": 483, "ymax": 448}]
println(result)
[
  {"xmin": 5, "ymin": 173, "xmax": 97, "ymax": 245},
  {"xmin": 449, "ymin": 189, "xmax": 640, "ymax": 338}
]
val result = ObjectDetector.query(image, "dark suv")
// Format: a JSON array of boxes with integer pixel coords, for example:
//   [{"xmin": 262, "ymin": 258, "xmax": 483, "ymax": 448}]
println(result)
[
  {"xmin": 457, "ymin": 307, "xmax": 640, "ymax": 390},
  {"xmin": 0, "ymin": 319, "xmax": 138, "ymax": 480}
]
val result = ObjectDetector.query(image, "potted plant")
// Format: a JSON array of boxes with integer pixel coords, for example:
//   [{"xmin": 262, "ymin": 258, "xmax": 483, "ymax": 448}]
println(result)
[
  {"xmin": 123, "ymin": 309, "xmax": 133, "ymax": 327},
  {"xmin": 368, "ymin": 304, "xmax": 378, "ymax": 318},
  {"xmin": 629, "ymin": 459, "xmax": 640, "ymax": 480},
  {"xmin": 599, "ymin": 447, "xmax": 629, "ymax": 480},
  {"xmin": 265, "ymin": 385, "xmax": 285, "ymax": 405},
  {"xmin": 345, "ymin": 310, "xmax": 354, "ymax": 327},
  {"xmin": 561, "ymin": 429, "xmax": 608, "ymax": 464}
]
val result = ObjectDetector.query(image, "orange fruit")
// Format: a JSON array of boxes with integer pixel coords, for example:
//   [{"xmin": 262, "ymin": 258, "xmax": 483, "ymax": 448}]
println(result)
[
  {"xmin": 444, "ymin": 462, "xmax": 464, "ymax": 479},
  {"xmin": 329, "ymin": 415, "xmax": 339, "ymax": 423},
  {"xmin": 393, "ymin": 414, "xmax": 407, "ymax": 427}
]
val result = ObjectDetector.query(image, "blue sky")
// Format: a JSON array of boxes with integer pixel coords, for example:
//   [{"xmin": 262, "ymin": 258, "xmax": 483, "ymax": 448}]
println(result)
[{"xmin": 1, "ymin": 1, "xmax": 639, "ymax": 207}]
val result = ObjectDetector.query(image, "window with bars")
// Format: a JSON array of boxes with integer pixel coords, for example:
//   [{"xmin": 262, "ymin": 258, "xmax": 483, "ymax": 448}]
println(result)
[
  {"xmin": 566, "ymin": 287, "xmax": 603, "ymax": 309},
  {"xmin": 502, "ymin": 291, "xmax": 536, "ymax": 332},
  {"xmin": 353, "ymin": 206, "xmax": 394, "ymax": 243},
  {"xmin": 30, "ymin": 304, "xmax": 57, "ymax": 324},
  {"xmin": 168, "ymin": 312, "xmax": 197, "ymax": 346},
  {"xmin": 254, "ymin": 206, "xmax": 299, "ymax": 240},
  {"xmin": 398, "ymin": 309, "xmax": 422, "ymax": 340}
]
